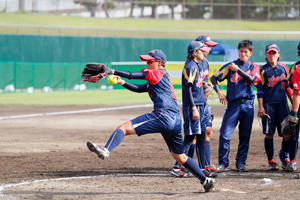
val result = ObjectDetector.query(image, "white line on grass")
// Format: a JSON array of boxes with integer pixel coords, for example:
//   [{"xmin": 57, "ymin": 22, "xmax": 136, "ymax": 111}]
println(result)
[{"xmin": 0, "ymin": 104, "xmax": 153, "ymax": 120}]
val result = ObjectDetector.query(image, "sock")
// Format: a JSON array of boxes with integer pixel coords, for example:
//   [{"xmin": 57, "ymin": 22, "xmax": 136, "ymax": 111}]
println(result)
[
  {"xmin": 188, "ymin": 144, "xmax": 195, "ymax": 159},
  {"xmin": 196, "ymin": 140, "xmax": 206, "ymax": 169},
  {"xmin": 289, "ymin": 134, "xmax": 299, "ymax": 161},
  {"xmin": 264, "ymin": 138, "xmax": 274, "ymax": 161},
  {"xmin": 105, "ymin": 129, "xmax": 125, "ymax": 152},
  {"xmin": 204, "ymin": 141, "xmax": 211, "ymax": 166},
  {"xmin": 173, "ymin": 161, "xmax": 181, "ymax": 169},
  {"xmin": 183, "ymin": 157, "xmax": 206, "ymax": 183},
  {"xmin": 281, "ymin": 140, "xmax": 289, "ymax": 154}
]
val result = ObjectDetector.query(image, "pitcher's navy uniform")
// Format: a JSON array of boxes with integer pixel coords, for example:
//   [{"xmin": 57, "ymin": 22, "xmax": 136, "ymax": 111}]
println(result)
[
  {"xmin": 212, "ymin": 59, "xmax": 260, "ymax": 168},
  {"xmin": 131, "ymin": 68, "xmax": 184, "ymax": 154}
]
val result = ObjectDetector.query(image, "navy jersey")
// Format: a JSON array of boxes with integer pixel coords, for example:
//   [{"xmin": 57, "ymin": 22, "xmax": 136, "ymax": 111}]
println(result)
[
  {"xmin": 213, "ymin": 59, "xmax": 260, "ymax": 102},
  {"xmin": 142, "ymin": 68, "xmax": 179, "ymax": 113},
  {"xmin": 256, "ymin": 62, "xmax": 290, "ymax": 104},
  {"xmin": 200, "ymin": 58, "xmax": 209, "ymax": 82},
  {"xmin": 182, "ymin": 60, "xmax": 205, "ymax": 106}
]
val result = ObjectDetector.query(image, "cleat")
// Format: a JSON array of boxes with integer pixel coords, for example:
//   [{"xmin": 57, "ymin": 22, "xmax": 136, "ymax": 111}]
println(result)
[
  {"xmin": 285, "ymin": 160, "xmax": 297, "ymax": 172},
  {"xmin": 236, "ymin": 165, "xmax": 248, "ymax": 172},
  {"xmin": 171, "ymin": 167, "xmax": 188, "ymax": 177},
  {"xmin": 279, "ymin": 150, "xmax": 290, "ymax": 169},
  {"xmin": 282, "ymin": 158, "xmax": 290, "ymax": 170},
  {"xmin": 202, "ymin": 169, "xmax": 218, "ymax": 178},
  {"xmin": 216, "ymin": 165, "xmax": 229, "ymax": 173},
  {"xmin": 87, "ymin": 141, "xmax": 110, "ymax": 159},
  {"xmin": 202, "ymin": 177, "xmax": 215, "ymax": 192},
  {"xmin": 268, "ymin": 159, "xmax": 279, "ymax": 171},
  {"xmin": 205, "ymin": 164, "xmax": 219, "ymax": 173}
]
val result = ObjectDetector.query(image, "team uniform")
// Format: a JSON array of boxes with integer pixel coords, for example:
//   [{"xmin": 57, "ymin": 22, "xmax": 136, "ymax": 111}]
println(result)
[
  {"xmin": 182, "ymin": 59, "xmax": 206, "ymax": 136},
  {"xmin": 287, "ymin": 60, "xmax": 300, "ymax": 171},
  {"xmin": 212, "ymin": 59, "xmax": 260, "ymax": 170},
  {"xmin": 129, "ymin": 68, "xmax": 184, "ymax": 153},
  {"xmin": 256, "ymin": 62, "xmax": 291, "ymax": 168},
  {"xmin": 257, "ymin": 62, "xmax": 290, "ymax": 136}
]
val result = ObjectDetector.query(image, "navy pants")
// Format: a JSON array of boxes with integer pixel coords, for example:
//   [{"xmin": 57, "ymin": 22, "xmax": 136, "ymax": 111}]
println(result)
[{"xmin": 218, "ymin": 100, "xmax": 254, "ymax": 168}]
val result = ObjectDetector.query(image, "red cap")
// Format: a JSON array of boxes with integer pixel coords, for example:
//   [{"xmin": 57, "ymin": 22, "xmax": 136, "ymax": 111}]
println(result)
[
  {"xmin": 200, "ymin": 46, "xmax": 211, "ymax": 53},
  {"xmin": 140, "ymin": 54, "xmax": 155, "ymax": 61}
]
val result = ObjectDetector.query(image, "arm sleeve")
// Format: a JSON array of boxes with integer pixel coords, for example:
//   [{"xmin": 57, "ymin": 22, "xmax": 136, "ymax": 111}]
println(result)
[
  {"xmin": 114, "ymin": 70, "xmax": 147, "ymax": 79},
  {"xmin": 187, "ymin": 85, "xmax": 195, "ymax": 107},
  {"xmin": 237, "ymin": 68, "xmax": 256, "ymax": 83},
  {"xmin": 122, "ymin": 82, "xmax": 147, "ymax": 93},
  {"xmin": 256, "ymin": 70, "xmax": 264, "ymax": 98},
  {"xmin": 210, "ymin": 75, "xmax": 221, "ymax": 93}
]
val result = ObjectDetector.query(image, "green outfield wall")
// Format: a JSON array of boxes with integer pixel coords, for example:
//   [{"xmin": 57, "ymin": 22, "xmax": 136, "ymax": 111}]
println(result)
[{"xmin": 0, "ymin": 34, "xmax": 299, "ymax": 63}]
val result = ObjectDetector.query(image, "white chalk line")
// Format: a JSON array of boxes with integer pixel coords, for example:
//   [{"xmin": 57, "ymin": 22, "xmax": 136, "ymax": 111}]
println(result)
[
  {"xmin": 0, "ymin": 173, "xmax": 168, "ymax": 197},
  {"xmin": 0, "ymin": 104, "xmax": 153, "ymax": 120},
  {"xmin": 1, "ymin": 171, "xmax": 299, "ymax": 197}
]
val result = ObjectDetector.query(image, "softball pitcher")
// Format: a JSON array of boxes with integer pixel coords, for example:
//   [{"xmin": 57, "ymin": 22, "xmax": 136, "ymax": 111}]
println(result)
[{"xmin": 83, "ymin": 49, "xmax": 215, "ymax": 192}]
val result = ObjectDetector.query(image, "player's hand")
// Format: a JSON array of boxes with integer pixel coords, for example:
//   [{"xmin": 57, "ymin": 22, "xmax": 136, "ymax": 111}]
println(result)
[
  {"xmin": 217, "ymin": 91, "xmax": 227, "ymax": 105},
  {"xmin": 257, "ymin": 107, "xmax": 266, "ymax": 118},
  {"xmin": 227, "ymin": 63, "xmax": 239, "ymax": 72},
  {"xmin": 116, "ymin": 76, "xmax": 125, "ymax": 85},
  {"xmin": 192, "ymin": 106, "xmax": 200, "ymax": 121}
]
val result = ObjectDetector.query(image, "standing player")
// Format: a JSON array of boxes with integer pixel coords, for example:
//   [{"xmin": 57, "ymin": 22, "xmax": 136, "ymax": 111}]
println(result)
[
  {"xmin": 256, "ymin": 44, "xmax": 293, "ymax": 170},
  {"xmin": 284, "ymin": 42, "xmax": 300, "ymax": 172},
  {"xmin": 210, "ymin": 40, "xmax": 260, "ymax": 172},
  {"xmin": 171, "ymin": 41, "xmax": 216, "ymax": 178},
  {"xmin": 84, "ymin": 49, "xmax": 215, "ymax": 192},
  {"xmin": 195, "ymin": 35, "xmax": 219, "ymax": 172}
]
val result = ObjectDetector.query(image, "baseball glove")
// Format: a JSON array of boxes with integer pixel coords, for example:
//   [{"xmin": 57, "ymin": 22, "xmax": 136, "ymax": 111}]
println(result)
[
  {"xmin": 81, "ymin": 63, "xmax": 112, "ymax": 83},
  {"xmin": 281, "ymin": 113, "xmax": 299, "ymax": 136},
  {"xmin": 203, "ymin": 82, "xmax": 213, "ymax": 99}
]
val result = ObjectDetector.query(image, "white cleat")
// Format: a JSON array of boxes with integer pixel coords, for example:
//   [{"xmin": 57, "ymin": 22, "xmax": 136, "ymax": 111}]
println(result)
[
  {"xmin": 87, "ymin": 141, "xmax": 110, "ymax": 160},
  {"xmin": 203, "ymin": 177, "xmax": 215, "ymax": 192}
]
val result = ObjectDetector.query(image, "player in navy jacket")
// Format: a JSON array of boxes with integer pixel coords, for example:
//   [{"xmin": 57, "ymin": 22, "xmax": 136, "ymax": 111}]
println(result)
[
  {"xmin": 256, "ymin": 44, "xmax": 293, "ymax": 170},
  {"xmin": 285, "ymin": 42, "xmax": 300, "ymax": 172},
  {"xmin": 86, "ymin": 49, "xmax": 215, "ymax": 192},
  {"xmin": 211, "ymin": 40, "xmax": 260, "ymax": 172}
]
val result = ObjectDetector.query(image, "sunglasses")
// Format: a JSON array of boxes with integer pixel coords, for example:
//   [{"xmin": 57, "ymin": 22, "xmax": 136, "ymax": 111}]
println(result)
[{"xmin": 147, "ymin": 60, "xmax": 156, "ymax": 65}]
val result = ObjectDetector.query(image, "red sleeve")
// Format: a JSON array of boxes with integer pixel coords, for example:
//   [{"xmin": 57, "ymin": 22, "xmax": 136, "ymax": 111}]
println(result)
[
  {"xmin": 279, "ymin": 62, "xmax": 290, "ymax": 74},
  {"xmin": 249, "ymin": 62, "xmax": 260, "ymax": 84},
  {"xmin": 141, "ymin": 68, "xmax": 165, "ymax": 85},
  {"xmin": 292, "ymin": 67, "xmax": 300, "ymax": 90}
]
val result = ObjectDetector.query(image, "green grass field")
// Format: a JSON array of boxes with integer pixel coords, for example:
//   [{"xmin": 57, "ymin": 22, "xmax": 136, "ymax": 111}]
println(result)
[
  {"xmin": 1, "ymin": 13, "xmax": 299, "ymax": 39},
  {"xmin": 0, "ymin": 88, "xmax": 231, "ymax": 106},
  {"xmin": 0, "ymin": 90, "xmax": 153, "ymax": 105}
]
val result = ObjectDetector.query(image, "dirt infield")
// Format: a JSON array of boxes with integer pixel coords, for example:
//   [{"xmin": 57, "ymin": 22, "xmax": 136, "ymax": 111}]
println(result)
[{"xmin": 1, "ymin": 104, "xmax": 300, "ymax": 200}]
